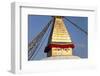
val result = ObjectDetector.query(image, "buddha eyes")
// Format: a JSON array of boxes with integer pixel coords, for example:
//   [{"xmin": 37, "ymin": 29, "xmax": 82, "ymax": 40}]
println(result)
[{"xmin": 54, "ymin": 48, "xmax": 70, "ymax": 52}]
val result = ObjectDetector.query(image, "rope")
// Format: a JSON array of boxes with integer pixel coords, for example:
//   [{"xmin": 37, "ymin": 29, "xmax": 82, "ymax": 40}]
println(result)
[
  {"xmin": 28, "ymin": 18, "xmax": 53, "ymax": 52},
  {"xmin": 28, "ymin": 17, "xmax": 54, "ymax": 60},
  {"xmin": 64, "ymin": 17, "xmax": 87, "ymax": 35},
  {"xmin": 31, "ymin": 18, "xmax": 54, "ymax": 59}
]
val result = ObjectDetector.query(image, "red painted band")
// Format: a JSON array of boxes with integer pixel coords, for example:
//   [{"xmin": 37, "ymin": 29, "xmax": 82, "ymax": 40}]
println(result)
[
  {"xmin": 44, "ymin": 44, "xmax": 75, "ymax": 52},
  {"xmin": 47, "ymin": 44, "xmax": 75, "ymax": 48}
]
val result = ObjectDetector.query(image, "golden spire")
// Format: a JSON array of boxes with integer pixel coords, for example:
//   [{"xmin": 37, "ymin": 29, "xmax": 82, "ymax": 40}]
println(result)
[{"xmin": 45, "ymin": 16, "xmax": 74, "ymax": 57}]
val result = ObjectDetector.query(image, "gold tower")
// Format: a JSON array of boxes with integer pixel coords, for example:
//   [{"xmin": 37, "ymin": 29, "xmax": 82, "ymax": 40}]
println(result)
[{"xmin": 44, "ymin": 16, "xmax": 74, "ymax": 57}]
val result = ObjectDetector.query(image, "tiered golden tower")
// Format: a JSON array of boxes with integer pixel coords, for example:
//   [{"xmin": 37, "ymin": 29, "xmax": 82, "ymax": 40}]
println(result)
[{"xmin": 44, "ymin": 16, "xmax": 74, "ymax": 57}]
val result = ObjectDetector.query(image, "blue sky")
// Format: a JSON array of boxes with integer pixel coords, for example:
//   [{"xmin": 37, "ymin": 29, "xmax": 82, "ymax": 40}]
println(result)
[{"xmin": 28, "ymin": 15, "xmax": 88, "ymax": 60}]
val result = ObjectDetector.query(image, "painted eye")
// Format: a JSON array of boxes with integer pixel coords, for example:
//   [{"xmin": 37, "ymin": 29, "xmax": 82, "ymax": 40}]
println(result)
[
  {"xmin": 64, "ymin": 48, "xmax": 67, "ymax": 51},
  {"xmin": 58, "ymin": 48, "xmax": 61, "ymax": 51}
]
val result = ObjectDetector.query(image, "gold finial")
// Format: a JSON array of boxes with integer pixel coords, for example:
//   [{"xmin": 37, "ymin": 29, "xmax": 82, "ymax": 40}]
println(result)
[{"xmin": 55, "ymin": 16, "xmax": 62, "ymax": 18}]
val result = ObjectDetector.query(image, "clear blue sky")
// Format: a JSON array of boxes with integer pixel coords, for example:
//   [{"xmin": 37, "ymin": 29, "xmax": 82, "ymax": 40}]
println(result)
[{"xmin": 28, "ymin": 15, "xmax": 88, "ymax": 60}]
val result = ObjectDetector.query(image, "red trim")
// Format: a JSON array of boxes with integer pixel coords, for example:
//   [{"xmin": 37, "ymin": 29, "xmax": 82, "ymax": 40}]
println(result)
[
  {"xmin": 48, "ymin": 44, "xmax": 74, "ymax": 48},
  {"xmin": 44, "ymin": 44, "xmax": 75, "ymax": 52}
]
